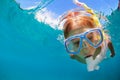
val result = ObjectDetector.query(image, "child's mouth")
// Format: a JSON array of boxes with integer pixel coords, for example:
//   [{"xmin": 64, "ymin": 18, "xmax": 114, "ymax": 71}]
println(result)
[{"xmin": 80, "ymin": 48, "xmax": 89, "ymax": 55}]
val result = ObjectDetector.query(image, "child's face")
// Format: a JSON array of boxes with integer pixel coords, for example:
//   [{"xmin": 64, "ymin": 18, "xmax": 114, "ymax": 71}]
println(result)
[
  {"xmin": 63, "ymin": 12, "xmax": 102, "ymax": 56},
  {"xmin": 66, "ymin": 23, "xmax": 97, "ymax": 56}
]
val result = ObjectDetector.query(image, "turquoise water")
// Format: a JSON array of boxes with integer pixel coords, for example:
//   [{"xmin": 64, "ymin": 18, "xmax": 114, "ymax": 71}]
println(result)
[{"xmin": 0, "ymin": 0, "xmax": 120, "ymax": 80}]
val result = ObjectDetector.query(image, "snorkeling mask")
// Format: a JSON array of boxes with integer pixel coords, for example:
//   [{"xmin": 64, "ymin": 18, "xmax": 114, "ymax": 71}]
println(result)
[{"xmin": 64, "ymin": 28, "xmax": 103, "ymax": 54}]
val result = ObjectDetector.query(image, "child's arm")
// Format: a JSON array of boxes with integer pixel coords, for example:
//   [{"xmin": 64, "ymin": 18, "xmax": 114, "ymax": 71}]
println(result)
[
  {"xmin": 105, "ymin": 33, "xmax": 115, "ymax": 57},
  {"xmin": 108, "ymin": 41, "xmax": 115, "ymax": 57}
]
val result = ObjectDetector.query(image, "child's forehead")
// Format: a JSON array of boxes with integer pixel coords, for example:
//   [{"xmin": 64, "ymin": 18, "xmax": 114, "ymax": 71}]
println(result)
[
  {"xmin": 68, "ymin": 27, "xmax": 90, "ymax": 36},
  {"xmin": 59, "ymin": 10, "xmax": 92, "ymax": 24}
]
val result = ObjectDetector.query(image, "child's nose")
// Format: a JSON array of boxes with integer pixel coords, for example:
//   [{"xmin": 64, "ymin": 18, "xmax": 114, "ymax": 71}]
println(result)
[
  {"xmin": 94, "ymin": 36, "xmax": 98, "ymax": 41},
  {"xmin": 82, "ymin": 41, "xmax": 88, "ymax": 48},
  {"xmin": 93, "ymin": 37, "xmax": 100, "ymax": 45}
]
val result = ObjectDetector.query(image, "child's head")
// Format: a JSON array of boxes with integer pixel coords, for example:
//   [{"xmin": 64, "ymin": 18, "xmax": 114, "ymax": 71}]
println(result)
[
  {"xmin": 62, "ymin": 11, "xmax": 101, "ymax": 56},
  {"xmin": 63, "ymin": 12, "xmax": 96, "ymax": 38}
]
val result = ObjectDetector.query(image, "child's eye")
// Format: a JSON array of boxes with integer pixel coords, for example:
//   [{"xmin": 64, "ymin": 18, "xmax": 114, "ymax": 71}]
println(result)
[
  {"xmin": 71, "ymin": 38, "xmax": 80, "ymax": 45},
  {"xmin": 73, "ymin": 41, "xmax": 79, "ymax": 48},
  {"xmin": 88, "ymin": 36, "xmax": 93, "ymax": 40},
  {"xmin": 74, "ymin": 41, "xmax": 79, "ymax": 45}
]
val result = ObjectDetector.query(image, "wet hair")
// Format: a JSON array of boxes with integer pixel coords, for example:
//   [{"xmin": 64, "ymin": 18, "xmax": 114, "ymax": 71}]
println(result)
[{"xmin": 63, "ymin": 13, "xmax": 96, "ymax": 38}]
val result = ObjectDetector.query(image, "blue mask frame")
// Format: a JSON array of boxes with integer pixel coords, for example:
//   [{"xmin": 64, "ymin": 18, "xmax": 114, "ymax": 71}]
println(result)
[{"xmin": 64, "ymin": 28, "xmax": 103, "ymax": 54}]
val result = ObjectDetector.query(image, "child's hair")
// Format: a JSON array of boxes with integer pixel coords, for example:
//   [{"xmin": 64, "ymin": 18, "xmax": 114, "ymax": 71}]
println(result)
[{"xmin": 63, "ymin": 12, "xmax": 96, "ymax": 38}]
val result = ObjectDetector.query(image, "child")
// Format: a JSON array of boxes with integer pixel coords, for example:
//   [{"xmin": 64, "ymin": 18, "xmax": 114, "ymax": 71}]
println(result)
[{"xmin": 59, "ymin": 0, "xmax": 115, "ymax": 71}]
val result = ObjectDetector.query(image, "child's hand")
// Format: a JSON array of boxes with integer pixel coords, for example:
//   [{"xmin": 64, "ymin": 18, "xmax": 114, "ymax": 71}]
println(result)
[
  {"xmin": 70, "ymin": 54, "xmax": 75, "ymax": 59},
  {"xmin": 110, "ymin": 53, "xmax": 115, "ymax": 57}
]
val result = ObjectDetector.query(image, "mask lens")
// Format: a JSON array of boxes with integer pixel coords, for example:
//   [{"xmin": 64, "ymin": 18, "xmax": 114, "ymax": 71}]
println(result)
[
  {"xmin": 86, "ymin": 30, "xmax": 102, "ymax": 46},
  {"xmin": 66, "ymin": 38, "xmax": 80, "ymax": 53}
]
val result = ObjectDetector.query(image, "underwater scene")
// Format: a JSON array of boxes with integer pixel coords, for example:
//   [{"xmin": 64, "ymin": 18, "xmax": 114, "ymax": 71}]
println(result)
[{"xmin": 0, "ymin": 0, "xmax": 120, "ymax": 80}]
